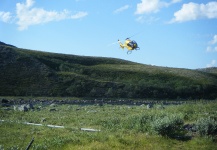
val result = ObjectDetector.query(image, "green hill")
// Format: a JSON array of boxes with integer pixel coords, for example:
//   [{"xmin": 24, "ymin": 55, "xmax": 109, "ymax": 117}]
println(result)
[{"xmin": 0, "ymin": 42, "xmax": 217, "ymax": 99}]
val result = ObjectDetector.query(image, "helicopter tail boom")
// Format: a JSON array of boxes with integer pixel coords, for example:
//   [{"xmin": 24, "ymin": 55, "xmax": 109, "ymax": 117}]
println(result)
[{"xmin": 118, "ymin": 40, "xmax": 124, "ymax": 49}]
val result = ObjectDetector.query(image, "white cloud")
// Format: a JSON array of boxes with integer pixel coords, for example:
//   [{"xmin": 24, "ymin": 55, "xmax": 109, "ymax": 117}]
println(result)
[
  {"xmin": 210, "ymin": 35, "xmax": 217, "ymax": 45},
  {"xmin": 170, "ymin": 1, "xmax": 217, "ymax": 23},
  {"xmin": 206, "ymin": 60, "xmax": 216, "ymax": 68},
  {"xmin": 171, "ymin": 0, "xmax": 182, "ymax": 4},
  {"xmin": 206, "ymin": 46, "xmax": 217, "ymax": 52},
  {"xmin": 71, "ymin": 11, "xmax": 88, "ymax": 19},
  {"xmin": 135, "ymin": 0, "xmax": 163, "ymax": 14},
  {"xmin": 136, "ymin": 16, "xmax": 145, "ymax": 23},
  {"xmin": 135, "ymin": 0, "xmax": 181, "ymax": 14},
  {"xmin": 15, "ymin": 0, "xmax": 88, "ymax": 30},
  {"xmin": 0, "ymin": 11, "xmax": 12, "ymax": 23},
  {"xmin": 26, "ymin": 0, "xmax": 35, "ymax": 7},
  {"xmin": 114, "ymin": 5, "xmax": 129, "ymax": 14},
  {"xmin": 206, "ymin": 35, "xmax": 217, "ymax": 52},
  {"xmin": 136, "ymin": 16, "xmax": 159, "ymax": 24}
]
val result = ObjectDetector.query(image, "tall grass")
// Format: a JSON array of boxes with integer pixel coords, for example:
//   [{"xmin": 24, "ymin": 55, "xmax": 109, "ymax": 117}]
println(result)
[{"xmin": 0, "ymin": 100, "xmax": 217, "ymax": 149}]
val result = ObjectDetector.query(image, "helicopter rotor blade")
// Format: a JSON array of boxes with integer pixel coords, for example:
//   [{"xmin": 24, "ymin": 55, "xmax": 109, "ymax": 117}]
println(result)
[
  {"xmin": 107, "ymin": 41, "xmax": 119, "ymax": 47},
  {"xmin": 127, "ymin": 31, "xmax": 142, "ymax": 39}
]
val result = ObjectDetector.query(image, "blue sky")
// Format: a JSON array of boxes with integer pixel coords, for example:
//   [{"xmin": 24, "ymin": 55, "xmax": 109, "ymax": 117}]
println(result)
[{"xmin": 0, "ymin": 0, "xmax": 217, "ymax": 69}]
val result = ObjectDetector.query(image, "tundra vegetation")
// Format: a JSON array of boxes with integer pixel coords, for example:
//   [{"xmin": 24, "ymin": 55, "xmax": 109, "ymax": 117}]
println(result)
[
  {"xmin": 1, "ymin": 43, "xmax": 217, "ymax": 99},
  {"xmin": 0, "ymin": 98, "xmax": 216, "ymax": 150}
]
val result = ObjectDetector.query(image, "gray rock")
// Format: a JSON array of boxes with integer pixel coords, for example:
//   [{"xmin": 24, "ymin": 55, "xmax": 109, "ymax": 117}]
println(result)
[
  {"xmin": 17, "ymin": 105, "xmax": 28, "ymax": 112},
  {"xmin": 1, "ymin": 98, "xmax": 10, "ymax": 107},
  {"xmin": 36, "ymin": 106, "xmax": 42, "ymax": 111},
  {"xmin": 41, "ymin": 118, "xmax": 46, "ymax": 122},
  {"xmin": 14, "ymin": 103, "xmax": 34, "ymax": 112},
  {"xmin": 26, "ymin": 103, "xmax": 34, "ymax": 109},
  {"xmin": 183, "ymin": 124, "xmax": 196, "ymax": 132},
  {"xmin": 49, "ymin": 108, "xmax": 57, "ymax": 112},
  {"xmin": 1, "ymin": 107, "xmax": 12, "ymax": 111},
  {"xmin": 50, "ymin": 103, "xmax": 57, "ymax": 107},
  {"xmin": 1, "ymin": 98, "xmax": 9, "ymax": 103},
  {"xmin": 147, "ymin": 104, "xmax": 153, "ymax": 109},
  {"xmin": 156, "ymin": 105, "xmax": 165, "ymax": 109},
  {"xmin": 1, "ymin": 103, "xmax": 10, "ymax": 107},
  {"xmin": 13, "ymin": 105, "xmax": 18, "ymax": 111}
]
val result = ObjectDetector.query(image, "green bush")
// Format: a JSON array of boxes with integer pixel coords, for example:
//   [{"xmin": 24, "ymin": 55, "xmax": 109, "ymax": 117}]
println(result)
[
  {"xmin": 140, "ymin": 114, "xmax": 156, "ymax": 132},
  {"xmin": 195, "ymin": 117, "xmax": 217, "ymax": 137},
  {"xmin": 150, "ymin": 114, "xmax": 184, "ymax": 137}
]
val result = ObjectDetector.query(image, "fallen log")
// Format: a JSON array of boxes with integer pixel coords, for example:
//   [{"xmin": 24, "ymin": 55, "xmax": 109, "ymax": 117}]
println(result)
[
  {"xmin": 25, "ymin": 137, "xmax": 34, "ymax": 150},
  {"xmin": 80, "ymin": 128, "xmax": 100, "ymax": 132}
]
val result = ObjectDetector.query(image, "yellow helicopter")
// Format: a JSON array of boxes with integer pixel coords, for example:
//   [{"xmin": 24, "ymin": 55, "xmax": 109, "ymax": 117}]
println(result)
[{"xmin": 118, "ymin": 38, "xmax": 140, "ymax": 54}]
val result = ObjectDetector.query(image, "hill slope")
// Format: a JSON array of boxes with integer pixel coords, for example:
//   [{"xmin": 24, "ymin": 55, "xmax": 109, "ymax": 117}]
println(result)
[{"xmin": 0, "ymin": 43, "xmax": 217, "ymax": 99}]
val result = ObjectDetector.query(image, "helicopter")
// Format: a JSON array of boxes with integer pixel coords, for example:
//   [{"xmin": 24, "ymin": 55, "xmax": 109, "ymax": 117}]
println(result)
[{"xmin": 118, "ymin": 38, "xmax": 140, "ymax": 54}]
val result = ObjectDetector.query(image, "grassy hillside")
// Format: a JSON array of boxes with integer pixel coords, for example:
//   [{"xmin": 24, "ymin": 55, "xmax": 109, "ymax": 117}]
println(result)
[{"xmin": 0, "ymin": 43, "xmax": 217, "ymax": 99}]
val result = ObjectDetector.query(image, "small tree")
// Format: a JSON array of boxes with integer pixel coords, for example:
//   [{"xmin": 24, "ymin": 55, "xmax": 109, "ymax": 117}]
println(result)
[
  {"xmin": 195, "ymin": 117, "xmax": 217, "ymax": 137},
  {"xmin": 106, "ymin": 88, "xmax": 114, "ymax": 98},
  {"xmin": 151, "ymin": 114, "xmax": 184, "ymax": 137},
  {"xmin": 89, "ymin": 88, "xmax": 98, "ymax": 97}
]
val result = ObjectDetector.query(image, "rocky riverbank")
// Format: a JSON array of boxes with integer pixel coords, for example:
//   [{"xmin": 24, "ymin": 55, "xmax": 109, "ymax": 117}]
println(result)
[{"xmin": 1, "ymin": 98, "xmax": 188, "ymax": 107}]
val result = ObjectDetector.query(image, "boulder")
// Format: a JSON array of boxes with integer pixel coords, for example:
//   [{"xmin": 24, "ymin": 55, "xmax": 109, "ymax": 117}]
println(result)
[
  {"xmin": 17, "ymin": 105, "xmax": 28, "ymax": 112},
  {"xmin": 1, "ymin": 99, "xmax": 10, "ymax": 107},
  {"xmin": 14, "ymin": 103, "xmax": 34, "ymax": 112},
  {"xmin": 41, "ymin": 118, "xmax": 47, "ymax": 123},
  {"xmin": 26, "ymin": 103, "xmax": 34, "ymax": 109},
  {"xmin": 147, "ymin": 103, "xmax": 154, "ymax": 109},
  {"xmin": 183, "ymin": 124, "xmax": 196, "ymax": 132},
  {"xmin": 1, "ymin": 98, "xmax": 9, "ymax": 103},
  {"xmin": 1, "ymin": 107, "xmax": 12, "ymax": 111},
  {"xmin": 50, "ymin": 103, "xmax": 57, "ymax": 107},
  {"xmin": 49, "ymin": 108, "xmax": 57, "ymax": 112}
]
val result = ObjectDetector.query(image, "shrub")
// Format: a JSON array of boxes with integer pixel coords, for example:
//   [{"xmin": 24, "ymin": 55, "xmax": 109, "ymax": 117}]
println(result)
[
  {"xmin": 150, "ymin": 114, "xmax": 184, "ymax": 137},
  {"xmin": 195, "ymin": 117, "xmax": 217, "ymax": 137},
  {"xmin": 140, "ymin": 114, "xmax": 156, "ymax": 132},
  {"xmin": 100, "ymin": 117, "xmax": 122, "ymax": 130},
  {"xmin": 123, "ymin": 115, "xmax": 141, "ymax": 131}
]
